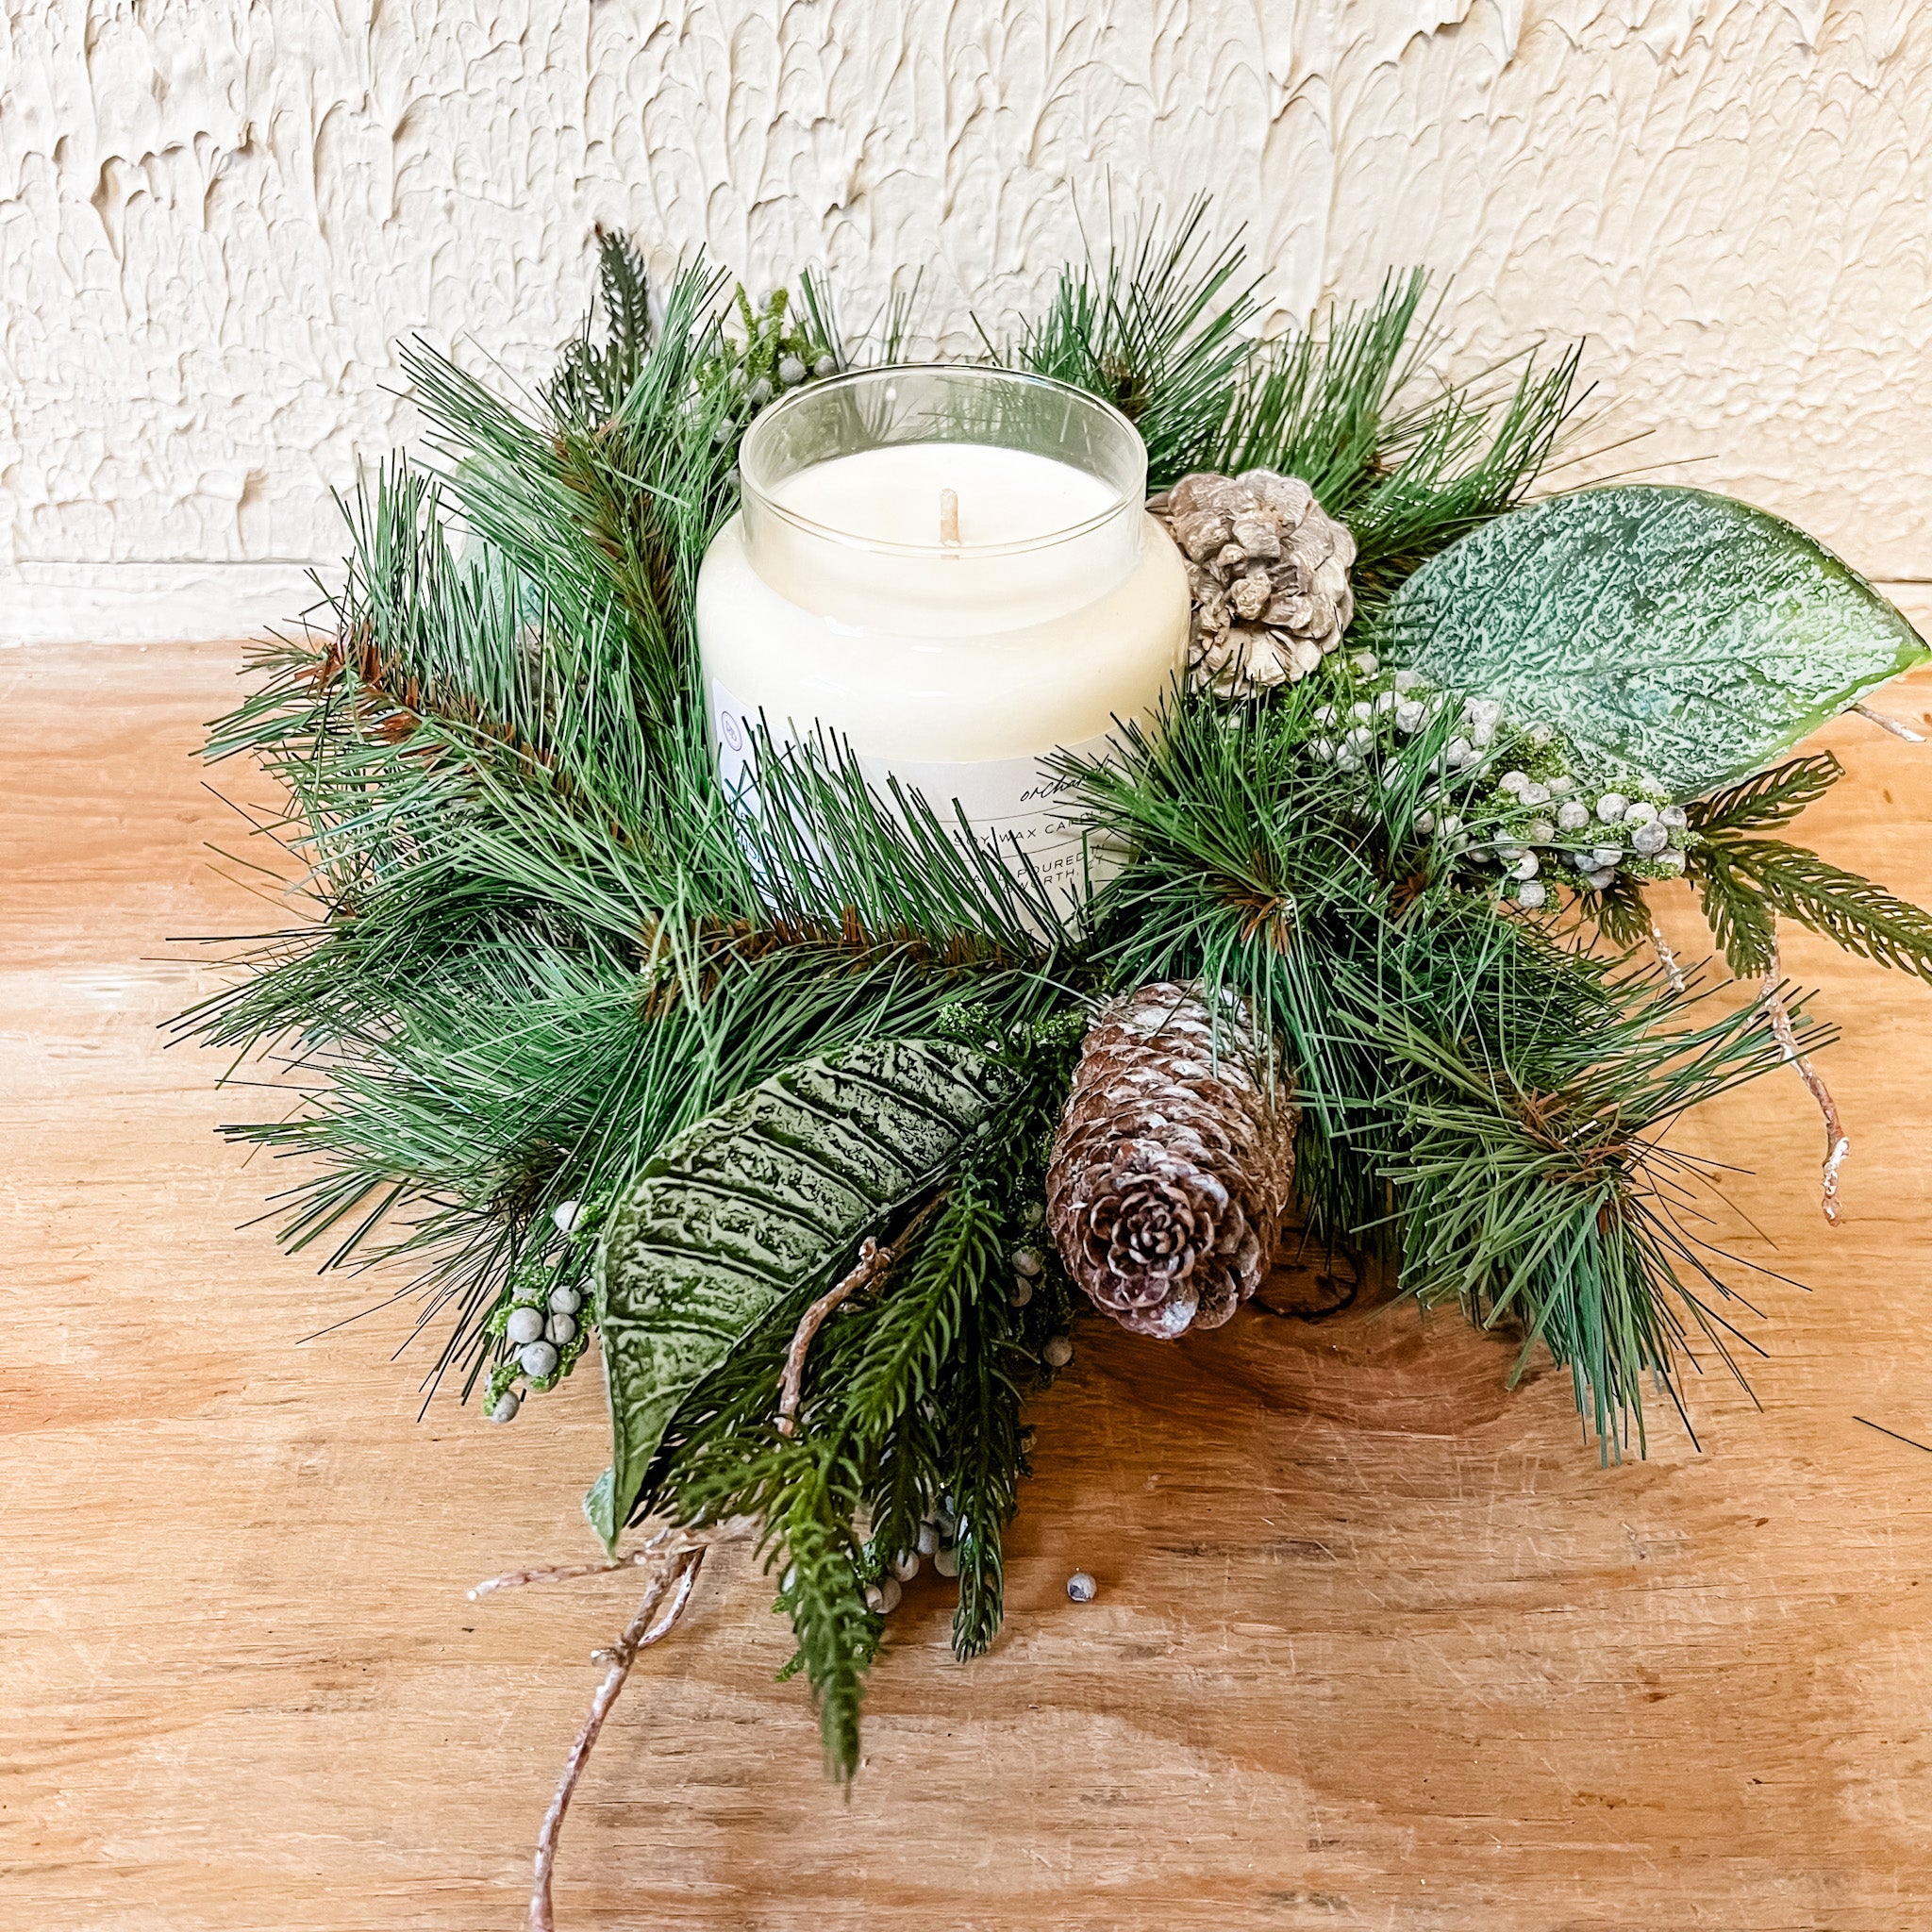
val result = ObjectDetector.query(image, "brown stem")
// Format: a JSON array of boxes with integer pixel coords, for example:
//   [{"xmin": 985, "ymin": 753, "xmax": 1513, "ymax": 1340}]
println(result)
[
  {"xmin": 939, "ymin": 487, "xmax": 961, "ymax": 547},
  {"xmin": 774, "ymin": 1197, "xmax": 947, "ymax": 1437},
  {"xmin": 1762, "ymin": 946, "xmax": 1849, "ymax": 1224},
  {"xmin": 775, "ymin": 1238, "xmax": 891, "ymax": 1436},
  {"xmin": 529, "ymin": 1549, "xmax": 705, "ymax": 1932}
]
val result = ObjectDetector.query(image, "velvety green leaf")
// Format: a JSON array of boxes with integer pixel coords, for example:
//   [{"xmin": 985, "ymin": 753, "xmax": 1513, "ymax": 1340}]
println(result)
[
  {"xmin": 1385, "ymin": 485, "xmax": 1928, "ymax": 798},
  {"xmin": 590, "ymin": 1038, "xmax": 1020, "ymax": 1549}
]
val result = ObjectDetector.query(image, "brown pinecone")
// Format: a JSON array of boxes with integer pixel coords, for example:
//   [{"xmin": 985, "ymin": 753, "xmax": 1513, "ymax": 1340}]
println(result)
[
  {"xmin": 1045, "ymin": 982, "xmax": 1299, "ymax": 1339},
  {"xmin": 1147, "ymin": 469, "xmax": 1356, "ymax": 698}
]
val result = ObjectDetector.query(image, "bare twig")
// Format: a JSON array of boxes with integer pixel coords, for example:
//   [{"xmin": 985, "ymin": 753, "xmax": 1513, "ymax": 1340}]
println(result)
[
  {"xmin": 1762, "ymin": 946, "xmax": 1849, "ymax": 1224},
  {"xmin": 469, "ymin": 1517, "xmax": 757, "ymax": 1601},
  {"xmin": 529, "ymin": 1548, "xmax": 705, "ymax": 1932},
  {"xmin": 1649, "ymin": 923, "xmax": 1686, "ymax": 994},
  {"xmin": 1853, "ymin": 701, "xmax": 1925, "ymax": 743},
  {"xmin": 775, "ymin": 1238, "xmax": 891, "ymax": 1436}
]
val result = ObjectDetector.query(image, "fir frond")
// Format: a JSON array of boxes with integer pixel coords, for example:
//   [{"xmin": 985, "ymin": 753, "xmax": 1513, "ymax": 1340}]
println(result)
[
  {"xmin": 1695, "ymin": 836, "xmax": 1932, "ymax": 983},
  {"xmin": 1689, "ymin": 752, "xmax": 1842, "ymax": 835}
]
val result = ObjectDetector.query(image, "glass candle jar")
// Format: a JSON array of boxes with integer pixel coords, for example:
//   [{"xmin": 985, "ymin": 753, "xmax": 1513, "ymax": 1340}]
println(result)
[{"xmin": 693, "ymin": 364, "xmax": 1190, "ymax": 912}]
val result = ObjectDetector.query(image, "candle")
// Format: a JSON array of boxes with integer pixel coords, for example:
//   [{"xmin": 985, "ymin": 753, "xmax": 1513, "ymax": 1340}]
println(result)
[{"xmin": 694, "ymin": 365, "xmax": 1190, "ymax": 913}]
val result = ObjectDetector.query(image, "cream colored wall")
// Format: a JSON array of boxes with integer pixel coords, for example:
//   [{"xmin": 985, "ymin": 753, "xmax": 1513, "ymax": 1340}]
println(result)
[{"xmin": 4, "ymin": 0, "xmax": 1929, "ymax": 641}]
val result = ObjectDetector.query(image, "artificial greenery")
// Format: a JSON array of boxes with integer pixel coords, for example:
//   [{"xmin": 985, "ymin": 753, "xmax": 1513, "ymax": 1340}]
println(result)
[{"xmin": 188, "ymin": 211, "xmax": 1930, "ymax": 1781}]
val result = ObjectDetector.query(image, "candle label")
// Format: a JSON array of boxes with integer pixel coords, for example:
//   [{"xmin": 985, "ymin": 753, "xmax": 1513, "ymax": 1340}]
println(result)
[{"xmin": 711, "ymin": 680, "xmax": 1123, "ymax": 911}]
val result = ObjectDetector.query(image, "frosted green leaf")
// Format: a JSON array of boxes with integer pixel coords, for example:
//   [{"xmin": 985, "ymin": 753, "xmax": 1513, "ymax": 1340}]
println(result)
[
  {"xmin": 1385, "ymin": 485, "xmax": 1928, "ymax": 798},
  {"xmin": 588, "ymin": 1038, "xmax": 1019, "ymax": 1550}
]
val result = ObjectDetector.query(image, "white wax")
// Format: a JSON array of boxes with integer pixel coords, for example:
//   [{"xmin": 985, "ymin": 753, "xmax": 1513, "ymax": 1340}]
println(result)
[
  {"xmin": 695, "ymin": 438, "xmax": 1190, "ymax": 908},
  {"xmin": 770, "ymin": 441, "xmax": 1117, "ymax": 550}
]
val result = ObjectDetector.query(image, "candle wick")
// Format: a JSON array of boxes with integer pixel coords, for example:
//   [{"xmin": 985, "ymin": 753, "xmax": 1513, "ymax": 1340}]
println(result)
[{"xmin": 939, "ymin": 487, "xmax": 960, "ymax": 548}]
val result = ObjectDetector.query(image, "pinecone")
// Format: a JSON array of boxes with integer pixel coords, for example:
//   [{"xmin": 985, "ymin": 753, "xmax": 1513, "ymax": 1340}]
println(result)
[
  {"xmin": 1147, "ymin": 469, "xmax": 1356, "ymax": 699},
  {"xmin": 1045, "ymin": 982, "xmax": 1299, "ymax": 1339}
]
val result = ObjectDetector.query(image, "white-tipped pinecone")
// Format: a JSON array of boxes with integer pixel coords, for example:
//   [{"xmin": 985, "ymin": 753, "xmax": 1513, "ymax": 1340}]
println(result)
[
  {"xmin": 1148, "ymin": 470, "xmax": 1356, "ymax": 699},
  {"xmin": 1045, "ymin": 982, "xmax": 1299, "ymax": 1339}
]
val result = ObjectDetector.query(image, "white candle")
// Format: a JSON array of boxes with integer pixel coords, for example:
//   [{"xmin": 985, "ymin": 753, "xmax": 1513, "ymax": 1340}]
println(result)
[{"xmin": 694, "ymin": 366, "xmax": 1190, "ymax": 913}]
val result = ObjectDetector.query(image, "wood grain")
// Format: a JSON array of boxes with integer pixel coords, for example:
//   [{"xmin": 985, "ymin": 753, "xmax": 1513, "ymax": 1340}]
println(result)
[{"xmin": 7, "ymin": 639, "xmax": 1932, "ymax": 1931}]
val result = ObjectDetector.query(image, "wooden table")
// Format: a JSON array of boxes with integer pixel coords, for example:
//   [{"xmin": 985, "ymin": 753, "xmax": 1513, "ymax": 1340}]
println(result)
[{"xmin": 8, "ymin": 638, "xmax": 1932, "ymax": 1931}]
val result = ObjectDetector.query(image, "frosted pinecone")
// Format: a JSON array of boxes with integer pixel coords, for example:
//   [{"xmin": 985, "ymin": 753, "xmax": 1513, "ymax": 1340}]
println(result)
[
  {"xmin": 1045, "ymin": 982, "xmax": 1299, "ymax": 1339},
  {"xmin": 1148, "ymin": 470, "xmax": 1357, "ymax": 699}
]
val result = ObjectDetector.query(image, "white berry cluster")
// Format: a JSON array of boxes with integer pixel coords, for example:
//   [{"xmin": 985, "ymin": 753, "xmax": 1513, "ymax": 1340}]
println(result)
[
  {"xmin": 487, "ymin": 1199, "xmax": 594, "ymax": 1424},
  {"xmin": 1306, "ymin": 655, "xmax": 1691, "ymax": 911},
  {"xmin": 858, "ymin": 1485, "xmax": 1008, "ymax": 1618}
]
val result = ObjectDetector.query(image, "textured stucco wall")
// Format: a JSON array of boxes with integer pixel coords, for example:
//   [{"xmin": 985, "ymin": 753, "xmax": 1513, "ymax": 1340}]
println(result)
[{"xmin": 4, "ymin": 0, "xmax": 1930, "ymax": 641}]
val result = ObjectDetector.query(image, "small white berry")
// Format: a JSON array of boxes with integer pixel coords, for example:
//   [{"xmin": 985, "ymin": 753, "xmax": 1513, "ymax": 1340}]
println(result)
[
  {"xmin": 1584, "ymin": 867, "xmax": 1617, "ymax": 891},
  {"xmin": 1394, "ymin": 699, "xmax": 1426, "ymax": 733},
  {"xmin": 489, "ymin": 1391, "xmax": 521, "ymax": 1424},
  {"xmin": 1660, "ymin": 805, "xmax": 1689, "ymax": 830},
  {"xmin": 1442, "ymin": 736, "xmax": 1473, "ymax": 767},
  {"xmin": 1469, "ymin": 720, "xmax": 1496, "ymax": 748},
  {"xmin": 1591, "ymin": 844, "xmax": 1624, "ymax": 869},
  {"xmin": 1557, "ymin": 799, "xmax": 1591, "ymax": 832},
  {"xmin": 812, "ymin": 353, "xmax": 838, "ymax": 378},
  {"xmin": 1519, "ymin": 782, "xmax": 1551, "ymax": 808},
  {"xmin": 1350, "ymin": 699, "xmax": 1374, "ymax": 723},
  {"xmin": 747, "ymin": 375, "xmax": 773, "ymax": 407},
  {"xmin": 1438, "ymin": 814, "xmax": 1461, "ymax": 838},
  {"xmin": 1630, "ymin": 819, "xmax": 1670, "ymax": 857},
  {"xmin": 933, "ymin": 1545, "xmax": 960, "ymax": 1578},
  {"xmin": 519, "ymin": 1341, "xmax": 559, "ymax": 1379},
  {"xmin": 548, "ymin": 1286, "xmax": 582, "ymax": 1316},
  {"xmin": 1345, "ymin": 724, "xmax": 1374, "ymax": 751},
  {"xmin": 1526, "ymin": 724, "xmax": 1555, "ymax": 747},
  {"xmin": 1652, "ymin": 848, "xmax": 1687, "ymax": 874},
  {"xmin": 1042, "ymin": 1336, "xmax": 1074, "ymax": 1369},
  {"xmin": 1335, "ymin": 746, "xmax": 1363, "ymax": 774},
  {"xmin": 1595, "ymin": 792, "xmax": 1629, "ymax": 824},
  {"xmin": 1497, "ymin": 770, "xmax": 1529, "ymax": 795},
  {"xmin": 552, "ymin": 1201, "xmax": 585, "ymax": 1236},
  {"xmin": 1009, "ymin": 1278, "xmax": 1034, "ymax": 1307},
  {"xmin": 1546, "ymin": 774, "xmax": 1576, "ymax": 796},
  {"xmin": 1623, "ymin": 800, "xmax": 1657, "ymax": 825},
  {"xmin": 1309, "ymin": 738, "xmax": 1337, "ymax": 762},
  {"xmin": 865, "ymin": 1575, "xmax": 903, "ymax": 1614},
  {"xmin": 1066, "ymin": 1572, "xmax": 1098, "ymax": 1604},
  {"xmin": 891, "ymin": 1549, "xmax": 921, "ymax": 1582},
  {"xmin": 546, "ymin": 1313, "xmax": 578, "ymax": 1346},
  {"xmin": 1374, "ymin": 690, "xmax": 1398, "ymax": 714},
  {"xmin": 1512, "ymin": 852, "xmax": 1541, "ymax": 880},
  {"xmin": 915, "ymin": 1521, "xmax": 940, "ymax": 1557},
  {"xmin": 777, "ymin": 355, "xmax": 808, "ymax": 387},
  {"xmin": 1011, "ymin": 1247, "xmax": 1043, "ymax": 1277},
  {"xmin": 1352, "ymin": 651, "xmax": 1380, "ymax": 675},
  {"xmin": 1393, "ymin": 668, "xmax": 1422, "ymax": 691},
  {"xmin": 1312, "ymin": 704, "xmax": 1335, "ymax": 725},
  {"xmin": 506, "ymin": 1307, "xmax": 545, "ymax": 1346},
  {"xmin": 1413, "ymin": 809, "xmax": 1435, "ymax": 835},
  {"xmin": 1516, "ymin": 879, "xmax": 1547, "ymax": 909},
  {"xmin": 1524, "ymin": 819, "xmax": 1555, "ymax": 844}
]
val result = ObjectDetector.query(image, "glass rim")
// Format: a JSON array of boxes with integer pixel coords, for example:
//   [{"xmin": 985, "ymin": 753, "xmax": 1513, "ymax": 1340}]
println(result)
[{"xmin": 737, "ymin": 362, "xmax": 1147, "ymax": 558}]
